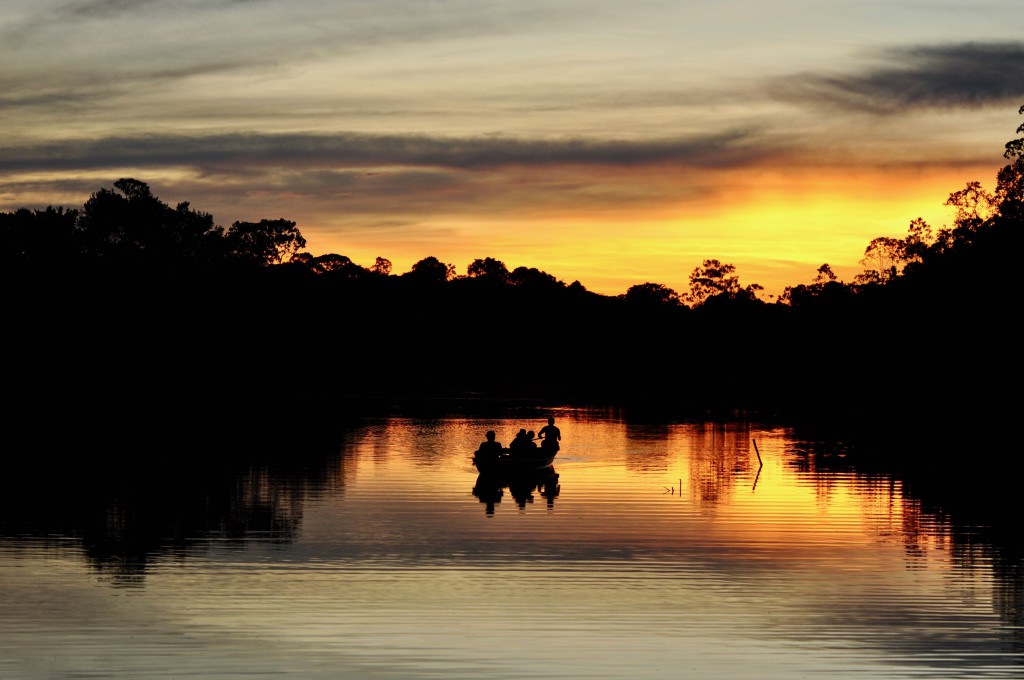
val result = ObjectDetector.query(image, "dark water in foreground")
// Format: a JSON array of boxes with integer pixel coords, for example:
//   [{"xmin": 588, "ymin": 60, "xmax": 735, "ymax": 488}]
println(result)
[{"xmin": 1, "ymin": 406, "xmax": 1020, "ymax": 679}]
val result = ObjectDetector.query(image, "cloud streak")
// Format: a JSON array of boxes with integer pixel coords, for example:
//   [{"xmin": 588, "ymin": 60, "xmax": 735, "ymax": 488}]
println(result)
[
  {"xmin": 56, "ymin": 0, "xmax": 160, "ymax": 19},
  {"xmin": 0, "ymin": 130, "xmax": 786, "ymax": 173},
  {"xmin": 774, "ymin": 42, "xmax": 1024, "ymax": 113}
]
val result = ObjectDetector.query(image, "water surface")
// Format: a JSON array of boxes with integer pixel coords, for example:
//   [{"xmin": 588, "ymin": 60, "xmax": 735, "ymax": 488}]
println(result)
[{"xmin": 1, "ymin": 407, "xmax": 1019, "ymax": 678}]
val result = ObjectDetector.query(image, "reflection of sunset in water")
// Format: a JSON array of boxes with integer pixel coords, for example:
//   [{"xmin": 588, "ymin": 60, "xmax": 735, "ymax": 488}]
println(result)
[
  {"xmin": 0, "ymin": 408, "xmax": 1015, "ymax": 679},
  {"xmin": 326, "ymin": 413, "xmax": 957, "ymax": 576}
]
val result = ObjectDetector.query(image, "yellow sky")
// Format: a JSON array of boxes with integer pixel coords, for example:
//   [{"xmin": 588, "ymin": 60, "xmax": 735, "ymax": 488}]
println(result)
[{"xmin": 279, "ymin": 161, "xmax": 999, "ymax": 298}]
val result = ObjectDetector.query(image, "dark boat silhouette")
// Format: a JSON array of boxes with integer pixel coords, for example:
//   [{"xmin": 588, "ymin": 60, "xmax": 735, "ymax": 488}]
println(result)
[{"xmin": 472, "ymin": 446, "xmax": 558, "ymax": 474}]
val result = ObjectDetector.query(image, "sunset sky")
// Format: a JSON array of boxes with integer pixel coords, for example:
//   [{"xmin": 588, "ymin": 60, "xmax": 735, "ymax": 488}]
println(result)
[{"xmin": 2, "ymin": 1, "xmax": 1022, "ymax": 298}]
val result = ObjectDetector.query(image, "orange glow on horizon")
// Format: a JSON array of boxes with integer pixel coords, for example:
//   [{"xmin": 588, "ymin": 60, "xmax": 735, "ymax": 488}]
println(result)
[
  {"xmin": 0, "ymin": 158, "xmax": 1001, "ymax": 300},
  {"xmin": 298, "ymin": 163, "xmax": 994, "ymax": 299}
]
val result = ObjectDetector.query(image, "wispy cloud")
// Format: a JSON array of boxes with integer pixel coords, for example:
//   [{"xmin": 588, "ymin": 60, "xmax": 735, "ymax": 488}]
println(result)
[
  {"xmin": 1, "ymin": 0, "xmax": 592, "ymax": 123},
  {"xmin": 773, "ymin": 42, "xmax": 1024, "ymax": 113},
  {"xmin": 55, "ymin": 0, "xmax": 160, "ymax": 19},
  {"xmin": 0, "ymin": 130, "xmax": 786, "ymax": 173}
]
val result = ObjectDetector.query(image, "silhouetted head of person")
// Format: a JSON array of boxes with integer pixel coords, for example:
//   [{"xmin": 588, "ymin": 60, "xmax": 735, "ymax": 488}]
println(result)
[
  {"xmin": 518, "ymin": 428, "xmax": 527, "ymax": 437},
  {"xmin": 527, "ymin": 430, "xmax": 535, "ymax": 438},
  {"xmin": 485, "ymin": 430, "xmax": 496, "ymax": 441},
  {"xmin": 547, "ymin": 417, "xmax": 555, "ymax": 425}
]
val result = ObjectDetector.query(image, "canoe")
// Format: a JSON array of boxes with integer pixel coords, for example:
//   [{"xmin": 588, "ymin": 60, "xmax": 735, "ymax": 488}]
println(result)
[{"xmin": 473, "ymin": 448, "xmax": 557, "ymax": 474}]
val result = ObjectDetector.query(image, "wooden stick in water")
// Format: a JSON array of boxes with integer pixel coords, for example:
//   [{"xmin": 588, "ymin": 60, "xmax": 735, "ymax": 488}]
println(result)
[{"xmin": 752, "ymin": 439, "xmax": 763, "ymax": 467}]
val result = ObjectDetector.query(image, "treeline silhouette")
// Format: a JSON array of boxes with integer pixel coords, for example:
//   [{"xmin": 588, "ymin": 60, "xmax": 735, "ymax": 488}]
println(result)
[{"xmin": 3, "ymin": 107, "xmax": 1021, "ymax": 463}]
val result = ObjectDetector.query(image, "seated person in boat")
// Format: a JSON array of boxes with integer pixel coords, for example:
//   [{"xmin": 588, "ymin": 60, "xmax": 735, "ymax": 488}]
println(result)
[
  {"xmin": 476, "ymin": 430, "xmax": 504, "ymax": 463},
  {"xmin": 508, "ymin": 428, "xmax": 530, "ymax": 452},
  {"xmin": 508, "ymin": 430, "xmax": 539, "ymax": 459}
]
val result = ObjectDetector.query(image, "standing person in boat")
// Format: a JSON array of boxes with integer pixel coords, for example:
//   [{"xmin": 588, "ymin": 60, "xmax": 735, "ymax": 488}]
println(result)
[
  {"xmin": 537, "ymin": 416, "xmax": 561, "ymax": 452},
  {"xmin": 476, "ymin": 430, "xmax": 504, "ymax": 464}
]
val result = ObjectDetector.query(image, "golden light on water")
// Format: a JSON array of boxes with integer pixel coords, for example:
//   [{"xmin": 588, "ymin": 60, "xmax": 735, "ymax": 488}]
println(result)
[
  {"xmin": 332, "ymin": 417, "xmax": 929, "ymax": 571},
  {"xmin": 0, "ymin": 411, "xmax": 1009, "ymax": 678}
]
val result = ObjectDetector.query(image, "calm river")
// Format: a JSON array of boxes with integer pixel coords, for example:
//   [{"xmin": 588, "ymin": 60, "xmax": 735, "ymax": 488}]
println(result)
[{"xmin": 1, "ymin": 405, "xmax": 1020, "ymax": 679}]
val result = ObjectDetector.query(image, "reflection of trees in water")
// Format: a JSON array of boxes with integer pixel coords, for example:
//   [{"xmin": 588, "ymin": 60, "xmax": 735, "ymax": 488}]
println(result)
[
  {"xmin": 991, "ymin": 543, "xmax": 1024, "ymax": 655},
  {"xmin": 621, "ymin": 412, "xmax": 678, "ymax": 472},
  {"xmin": 619, "ymin": 416, "xmax": 760, "ymax": 503},
  {"xmin": 687, "ymin": 422, "xmax": 754, "ymax": 509},
  {"xmin": 407, "ymin": 418, "xmax": 455, "ymax": 466},
  {"xmin": 947, "ymin": 526, "xmax": 1024, "ymax": 656},
  {"xmin": 1, "ymin": 408, "xmax": 356, "ymax": 585},
  {"xmin": 786, "ymin": 442, "xmax": 928, "ymax": 553},
  {"xmin": 625, "ymin": 422, "xmax": 671, "ymax": 441},
  {"xmin": 622, "ymin": 421, "xmax": 673, "ymax": 472},
  {"xmin": 787, "ymin": 431, "xmax": 1024, "ymax": 657},
  {"xmin": 787, "ymin": 443, "xmax": 847, "ymax": 505}
]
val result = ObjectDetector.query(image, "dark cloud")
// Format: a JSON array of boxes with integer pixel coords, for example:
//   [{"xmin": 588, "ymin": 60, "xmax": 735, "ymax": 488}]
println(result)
[
  {"xmin": 0, "ymin": 60, "xmax": 246, "ymax": 112},
  {"xmin": 773, "ymin": 42, "xmax": 1024, "ymax": 113},
  {"xmin": 0, "ymin": 130, "xmax": 783, "ymax": 173}
]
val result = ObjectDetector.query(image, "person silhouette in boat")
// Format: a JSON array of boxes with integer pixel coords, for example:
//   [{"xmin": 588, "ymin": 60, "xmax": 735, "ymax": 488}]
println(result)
[
  {"xmin": 476, "ymin": 430, "xmax": 503, "ymax": 464},
  {"xmin": 508, "ymin": 428, "xmax": 539, "ymax": 459},
  {"xmin": 537, "ymin": 416, "xmax": 561, "ymax": 452},
  {"xmin": 509, "ymin": 428, "xmax": 530, "ymax": 452}
]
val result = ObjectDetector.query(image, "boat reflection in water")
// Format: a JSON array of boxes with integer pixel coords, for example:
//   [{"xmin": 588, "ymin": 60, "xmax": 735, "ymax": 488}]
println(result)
[{"xmin": 472, "ymin": 465, "xmax": 561, "ymax": 515}]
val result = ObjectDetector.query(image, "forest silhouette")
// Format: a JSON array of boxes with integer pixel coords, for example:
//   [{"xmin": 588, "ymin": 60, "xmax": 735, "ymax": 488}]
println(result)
[{"xmin": 3, "ymin": 106, "xmax": 1021, "ymax": 470}]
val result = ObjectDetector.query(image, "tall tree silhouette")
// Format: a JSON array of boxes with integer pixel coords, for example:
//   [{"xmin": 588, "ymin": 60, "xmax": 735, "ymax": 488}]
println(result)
[
  {"xmin": 225, "ymin": 218, "xmax": 306, "ymax": 266},
  {"xmin": 623, "ymin": 282, "xmax": 682, "ymax": 307},
  {"xmin": 404, "ymin": 256, "xmax": 456, "ymax": 283},
  {"xmin": 466, "ymin": 257, "xmax": 510, "ymax": 283},
  {"xmin": 686, "ymin": 259, "xmax": 761, "ymax": 306},
  {"xmin": 995, "ymin": 104, "xmax": 1024, "ymax": 221},
  {"xmin": 77, "ymin": 178, "xmax": 224, "ymax": 266}
]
